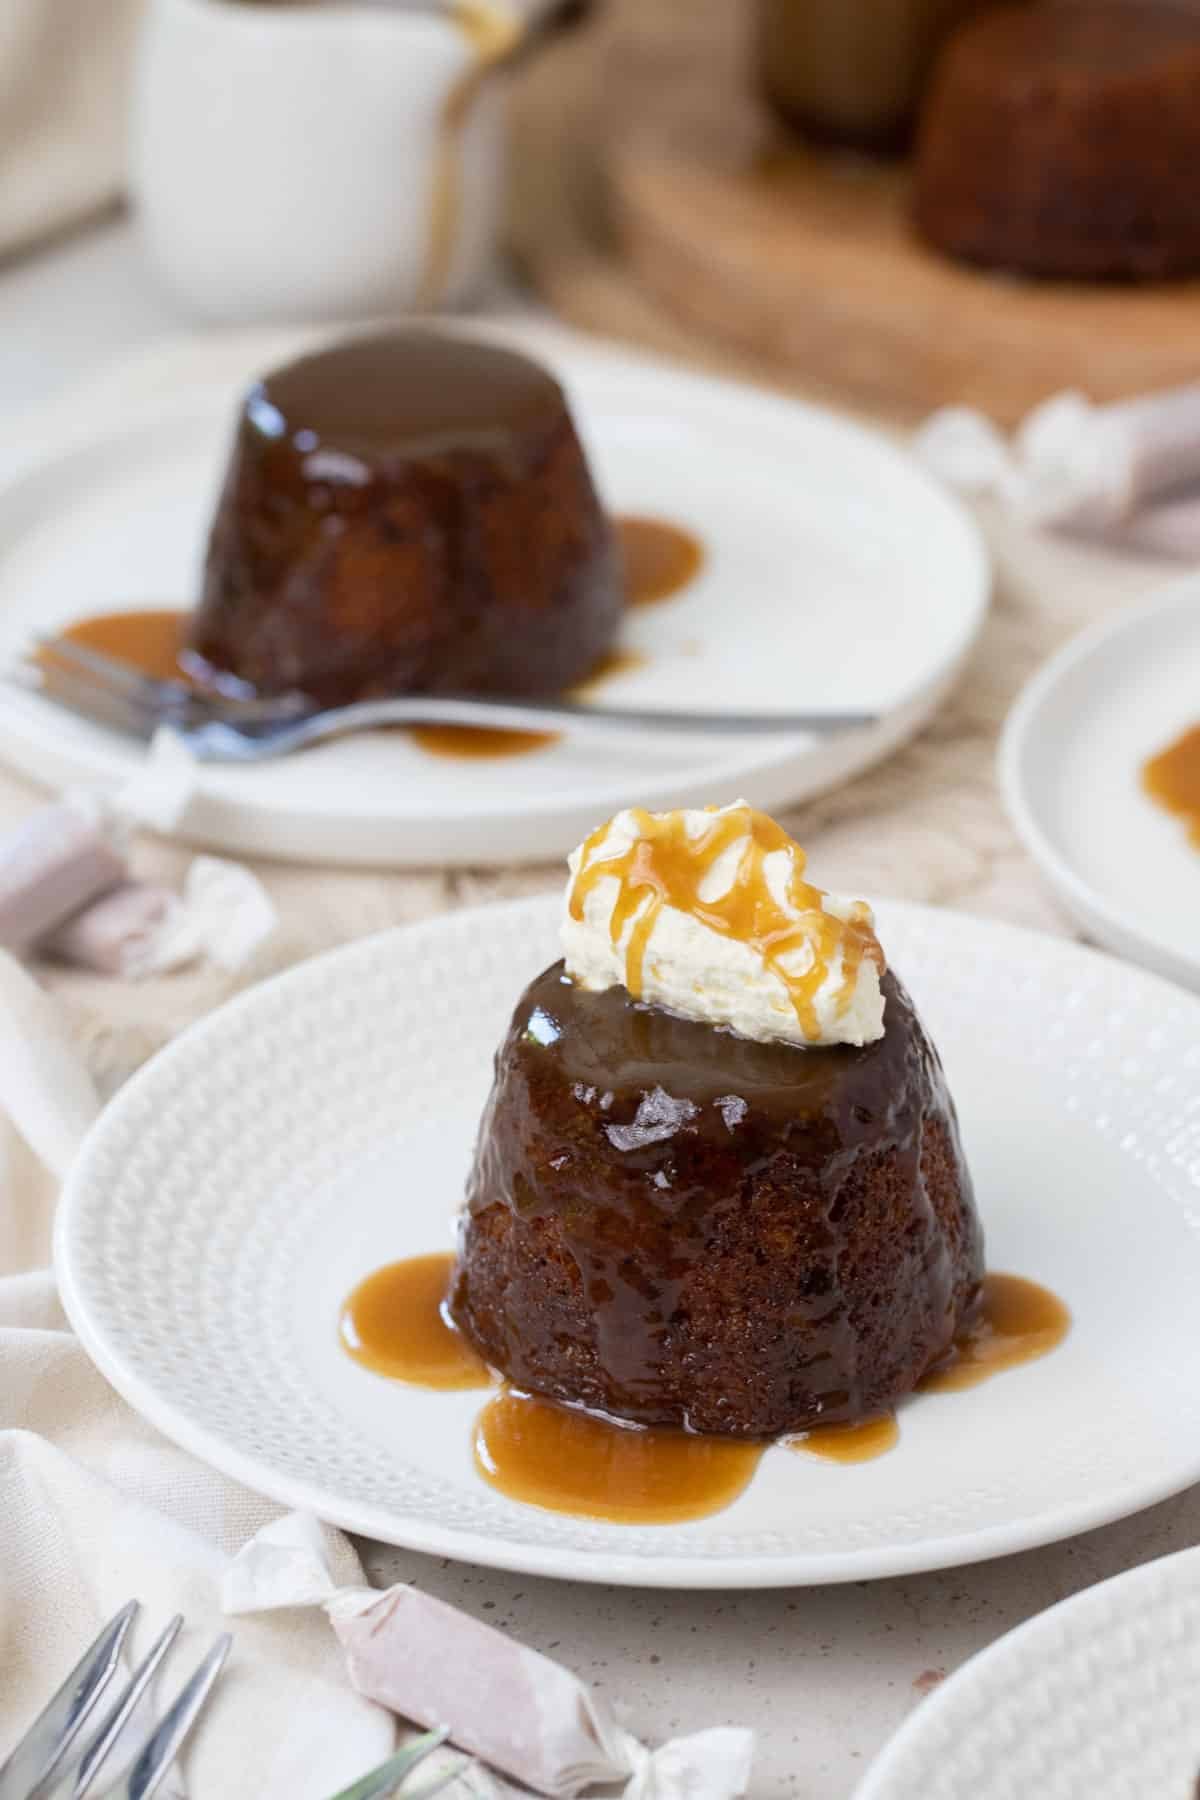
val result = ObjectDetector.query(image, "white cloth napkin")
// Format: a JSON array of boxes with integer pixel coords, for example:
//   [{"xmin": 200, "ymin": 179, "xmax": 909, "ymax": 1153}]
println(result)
[
  {"xmin": 915, "ymin": 385, "xmax": 1200, "ymax": 558},
  {"xmin": 0, "ymin": 948, "xmax": 394, "ymax": 1796}
]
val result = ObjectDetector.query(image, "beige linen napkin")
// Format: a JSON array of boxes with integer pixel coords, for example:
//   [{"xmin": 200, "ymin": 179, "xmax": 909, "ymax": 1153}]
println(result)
[
  {"xmin": 0, "ymin": 0, "xmax": 144, "ymax": 257},
  {"xmin": 0, "ymin": 950, "xmax": 394, "ymax": 1796}
]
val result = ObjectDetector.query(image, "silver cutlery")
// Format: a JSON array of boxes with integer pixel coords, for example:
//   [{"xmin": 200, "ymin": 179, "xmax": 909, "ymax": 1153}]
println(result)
[
  {"xmin": 0, "ymin": 1604, "xmax": 453, "ymax": 1800},
  {"xmin": 0, "ymin": 1600, "xmax": 229, "ymax": 1800},
  {"xmin": 11, "ymin": 633, "xmax": 878, "ymax": 764}
]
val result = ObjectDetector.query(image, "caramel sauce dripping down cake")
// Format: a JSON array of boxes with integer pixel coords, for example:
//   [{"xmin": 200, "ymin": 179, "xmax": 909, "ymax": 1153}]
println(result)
[{"xmin": 448, "ymin": 803, "xmax": 984, "ymax": 1439}]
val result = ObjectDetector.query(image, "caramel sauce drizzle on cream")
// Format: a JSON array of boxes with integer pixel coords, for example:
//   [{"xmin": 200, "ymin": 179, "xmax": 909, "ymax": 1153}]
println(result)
[{"xmin": 568, "ymin": 805, "xmax": 885, "ymax": 1042}]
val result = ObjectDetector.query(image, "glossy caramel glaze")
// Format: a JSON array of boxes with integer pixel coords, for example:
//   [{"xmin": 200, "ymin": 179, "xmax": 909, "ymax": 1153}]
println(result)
[
  {"xmin": 339, "ymin": 1251, "xmax": 492, "ymax": 1388},
  {"xmin": 409, "ymin": 724, "xmax": 557, "ymax": 760},
  {"xmin": 791, "ymin": 1272, "xmax": 1071, "ymax": 1460},
  {"xmin": 919, "ymin": 1272, "xmax": 1070, "ymax": 1393},
  {"xmin": 1143, "ymin": 722, "xmax": 1200, "ymax": 847},
  {"xmin": 568, "ymin": 804, "xmax": 884, "ymax": 1042},
  {"xmin": 473, "ymin": 1388, "xmax": 762, "ymax": 1522},
  {"xmin": 339, "ymin": 1256, "xmax": 1065, "ymax": 1513},
  {"xmin": 192, "ymin": 331, "xmax": 621, "ymax": 708},
  {"xmin": 617, "ymin": 516, "xmax": 705, "ymax": 606},
  {"xmin": 450, "ymin": 962, "xmax": 984, "ymax": 1437},
  {"xmin": 793, "ymin": 1413, "xmax": 901, "ymax": 1463}
]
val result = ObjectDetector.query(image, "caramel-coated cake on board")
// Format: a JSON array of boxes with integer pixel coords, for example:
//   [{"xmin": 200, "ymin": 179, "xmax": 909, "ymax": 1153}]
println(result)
[
  {"xmin": 190, "ymin": 330, "xmax": 621, "ymax": 707},
  {"xmin": 914, "ymin": 2, "xmax": 1200, "ymax": 280},
  {"xmin": 449, "ymin": 803, "xmax": 984, "ymax": 1439}
]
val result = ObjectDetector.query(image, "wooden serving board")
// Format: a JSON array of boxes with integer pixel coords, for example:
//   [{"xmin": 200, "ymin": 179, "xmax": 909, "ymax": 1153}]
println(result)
[{"xmin": 506, "ymin": 0, "xmax": 1200, "ymax": 425}]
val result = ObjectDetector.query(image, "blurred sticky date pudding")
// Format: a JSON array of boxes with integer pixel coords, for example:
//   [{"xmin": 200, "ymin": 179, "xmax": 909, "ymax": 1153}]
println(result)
[
  {"xmin": 915, "ymin": 2, "xmax": 1200, "ymax": 280},
  {"xmin": 51, "ymin": 332, "xmax": 708, "ymax": 763},
  {"xmin": 189, "ymin": 330, "xmax": 623, "ymax": 709},
  {"xmin": 448, "ymin": 802, "xmax": 985, "ymax": 1438}
]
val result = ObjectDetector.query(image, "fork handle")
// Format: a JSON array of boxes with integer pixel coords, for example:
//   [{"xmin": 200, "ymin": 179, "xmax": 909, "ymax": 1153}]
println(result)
[{"xmin": 255, "ymin": 694, "xmax": 877, "ymax": 752}]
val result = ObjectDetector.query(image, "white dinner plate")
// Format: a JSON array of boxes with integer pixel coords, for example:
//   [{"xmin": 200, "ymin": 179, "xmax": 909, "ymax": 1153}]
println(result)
[
  {"xmin": 56, "ymin": 893, "xmax": 1200, "ymax": 1589},
  {"xmin": 857, "ymin": 1543, "xmax": 1200, "ymax": 1798},
  {"xmin": 1000, "ymin": 581, "xmax": 1200, "ymax": 994},
  {"xmin": 0, "ymin": 323, "xmax": 987, "ymax": 867}
]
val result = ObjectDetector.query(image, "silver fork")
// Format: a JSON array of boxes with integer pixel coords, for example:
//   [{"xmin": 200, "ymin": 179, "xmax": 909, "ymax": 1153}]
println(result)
[
  {"xmin": 0, "ymin": 1601, "xmax": 229, "ymax": 1800},
  {"xmin": 0, "ymin": 1606, "xmax": 451, "ymax": 1800},
  {"xmin": 11, "ymin": 634, "xmax": 878, "ymax": 764}
]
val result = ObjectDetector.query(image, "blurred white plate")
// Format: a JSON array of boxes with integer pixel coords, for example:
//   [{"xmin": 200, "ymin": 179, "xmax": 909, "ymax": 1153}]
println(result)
[
  {"xmin": 1000, "ymin": 582, "xmax": 1200, "ymax": 992},
  {"xmin": 0, "ymin": 325, "xmax": 987, "ymax": 867},
  {"xmin": 56, "ymin": 894, "xmax": 1200, "ymax": 1588},
  {"xmin": 857, "ymin": 1543, "xmax": 1200, "ymax": 1799}
]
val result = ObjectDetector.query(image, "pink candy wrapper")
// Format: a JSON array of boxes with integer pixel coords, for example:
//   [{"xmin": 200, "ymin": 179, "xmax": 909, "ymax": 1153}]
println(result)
[
  {"xmin": 915, "ymin": 381, "xmax": 1200, "ymax": 556},
  {"xmin": 0, "ymin": 792, "xmax": 281, "ymax": 978},
  {"xmin": 223, "ymin": 1514, "xmax": 754, "ymax": 1800},
  {"xmin": 0, "ymin": 797, "xmax": 125, "ymax": 952},
  {"xmin": 329, "ymin": 1585, "xmax": 752, "ymax": 1800},
  {"xmin": 41, "ymin": 882, "xmax": 185, "ymax": 978}
]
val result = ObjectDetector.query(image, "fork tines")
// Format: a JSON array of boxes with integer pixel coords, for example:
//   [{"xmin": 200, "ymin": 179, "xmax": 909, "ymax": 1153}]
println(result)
[
  {"xmin": 20, "ymin": 632, "xmax": 313, "ymax": 734},
  {"xmin": 0, "ymin": 1601, "xmax": 230, "ymax": 1800}
]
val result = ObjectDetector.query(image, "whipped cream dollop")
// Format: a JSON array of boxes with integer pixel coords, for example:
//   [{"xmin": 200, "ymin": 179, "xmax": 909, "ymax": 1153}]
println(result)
[{"xmin": 560, "ymin": 803, "xmax": 887, "ymax": 1049}]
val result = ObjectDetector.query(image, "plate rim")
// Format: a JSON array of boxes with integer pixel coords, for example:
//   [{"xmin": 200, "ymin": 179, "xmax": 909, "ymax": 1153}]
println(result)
[
  {"xmin": 0, "ymin": 323, "xmax": 990, "ymax": 868},
  {"xmin": 853, "ymin": 1540, "xmax": 1200, "ymax": 1796},
  {"xmin": 998, "ymin": 576, "xmax": 1200, "ymax": 993},
  {"xmin": 54, "ymin": 892, "xmax": 1200, "ymax": 1590}
]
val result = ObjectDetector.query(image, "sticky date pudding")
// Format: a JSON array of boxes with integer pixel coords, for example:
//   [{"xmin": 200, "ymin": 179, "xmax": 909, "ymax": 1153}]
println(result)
[
  {"xmin": 191, "ymin": 330, "xmax": 621, "ymax": 707},
  {"xmin": 449, "ymin": 804, "xmax": 983, "ymax": 1438}
]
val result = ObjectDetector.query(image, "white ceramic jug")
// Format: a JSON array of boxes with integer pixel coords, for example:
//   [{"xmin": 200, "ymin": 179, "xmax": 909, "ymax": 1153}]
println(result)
[{"xmin": 130, "ymin": 0, "xmax": 512, "ymax": 321}]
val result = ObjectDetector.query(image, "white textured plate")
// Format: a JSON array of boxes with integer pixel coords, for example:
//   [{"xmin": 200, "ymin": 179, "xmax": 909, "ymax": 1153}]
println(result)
[
  {"xmin": 857, "ymin": 1543, "xmax": 1200, "ymax": 1798},
  {"xmin": 1000, "ymin": 581, "xmax": 1200, "ymax": 994},
  {"xmin": 55, "ymin": 894, "xmax": 1200, "ymax": 1588},
  {"xmin": 0, "ymin": 324, "xmax": 987, "ymax": 867}
]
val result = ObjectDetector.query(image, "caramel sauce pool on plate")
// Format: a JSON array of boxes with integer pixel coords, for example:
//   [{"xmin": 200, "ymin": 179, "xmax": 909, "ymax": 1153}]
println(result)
[
  {"xmin": 409, "ymin": 649, "xmax": 649, "ymax": 760},
  {"xmin": 473, "ymin": 1390, "xmax": 763, "ymax": 1525},
  {"xmin": 52, "ymin": 608, "xmax": 191, "ymax": 685},
  {"xmin": 917, "ymin": 1272, "xmax": 1070, "ymax": 1394},
  {"xmin": 339, "ymin": 1250, "xmax": 758, "ymax": 1521},
  {"xmin": 50, "ymin": 517, "xmax": 701, "ymax": 763},
  {"xmin": 1144, "ymin": 722, "xmax": 1200, "ymax": 846},
  {"xmin": 616, "ymin": 515, "xmax": 705, "ymax": 606},
  {"xmin": 794, "ymin": 1273, "xmax": 1070, "ymax": 1463},
  {"xmin": 340, "ymin": 1254, "xmax": 1070, "ymax": 1512},
  {"xmin": 339, "ymin": 1252, "xmax": 491, "ymax": 1389}
]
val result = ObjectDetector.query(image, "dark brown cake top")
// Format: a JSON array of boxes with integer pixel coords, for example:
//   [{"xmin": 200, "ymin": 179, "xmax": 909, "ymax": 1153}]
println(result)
[
  {"xmin": 245, "ymin": 330, "xmax": 566, "ymax": 461},
  {"xmin": 942, "ymin": 2, "xmax": 1200, "ymax": 80},
  {"xmin": 510, "ymin": 961, "xmax": 935, "ymax": 1151}
]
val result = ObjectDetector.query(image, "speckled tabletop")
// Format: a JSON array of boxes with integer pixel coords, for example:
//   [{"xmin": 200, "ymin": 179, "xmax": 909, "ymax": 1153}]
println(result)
[{"xmin": 6, "ymin": 289, "xmax": 1196, "ymax": 1797}]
